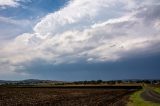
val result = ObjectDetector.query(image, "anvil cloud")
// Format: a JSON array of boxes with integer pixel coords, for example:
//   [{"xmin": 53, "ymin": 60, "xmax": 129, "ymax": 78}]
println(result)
[{"xmin": 0, "ymin": 0, "xmax": 160, "ymax": 79}]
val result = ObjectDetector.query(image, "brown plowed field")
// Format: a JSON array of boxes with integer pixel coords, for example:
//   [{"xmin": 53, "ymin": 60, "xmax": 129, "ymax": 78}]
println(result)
[{"xmin": 0, "ymin": 87, "xmax": 138, "ymax": 106}]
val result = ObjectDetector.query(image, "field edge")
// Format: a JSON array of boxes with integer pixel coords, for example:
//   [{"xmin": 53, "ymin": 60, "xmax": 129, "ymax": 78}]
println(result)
[{"xmin": 127, "ymin": 89, "xmax": 160, "ymax": 106}]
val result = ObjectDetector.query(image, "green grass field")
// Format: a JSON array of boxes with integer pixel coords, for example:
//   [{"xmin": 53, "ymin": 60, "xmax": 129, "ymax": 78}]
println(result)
[{"xmin": 154, "ymin": 87, "xmax": 160, "ymax": 94}]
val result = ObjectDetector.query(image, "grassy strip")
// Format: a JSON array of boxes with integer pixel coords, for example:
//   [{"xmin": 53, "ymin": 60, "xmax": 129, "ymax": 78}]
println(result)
[
  {"xmin": 127, "ymin": 90, "xmax": 160, "ymax": 106},
  {"xmin": 154, "ymin": 88, "xmax": 160, "ymax": 94}
]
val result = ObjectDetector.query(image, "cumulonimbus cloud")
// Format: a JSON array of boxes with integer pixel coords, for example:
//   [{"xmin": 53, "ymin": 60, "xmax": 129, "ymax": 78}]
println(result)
[{"xmin": 0, "ymin": 0, "xmax": 160, "ymax": 76}]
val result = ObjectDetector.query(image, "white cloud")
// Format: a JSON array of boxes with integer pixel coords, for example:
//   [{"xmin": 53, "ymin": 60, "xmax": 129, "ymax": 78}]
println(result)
[
  {"xmin": 34, "ymin": 0, "xmax": 110, "ymax": 35},
  {"xmin": 0, "ymin": 16, "xmax": 33, "ymax": 26},
  {"xmin": 0, "ymin": 0, "xmax": 20, "ymax": 7},
  {"xmin": 0, "ymin": 0, "xmax": 31, "ymax": 8},
  {"xmin": 0, "ymin": 16, "xmax": 34, "ymax": 40},
  {"xmin": 0, "ymin": 0, "xmax": 160, "ymax": 75}
]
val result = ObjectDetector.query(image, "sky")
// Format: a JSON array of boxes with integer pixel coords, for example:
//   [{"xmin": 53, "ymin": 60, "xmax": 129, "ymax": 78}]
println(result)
[{"xmin": 0, "ymin": 0, "xmax": 160, "ymax": 81}]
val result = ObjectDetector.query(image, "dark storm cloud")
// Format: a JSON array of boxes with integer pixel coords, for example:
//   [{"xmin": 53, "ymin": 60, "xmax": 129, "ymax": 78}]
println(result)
[
  {"xmin": 22, "ymin": 53, "xmax": 160, "ymax": 81},
  {"xmin": 136, "ymin": 4, "xmax": 160, "ymax": 22}
]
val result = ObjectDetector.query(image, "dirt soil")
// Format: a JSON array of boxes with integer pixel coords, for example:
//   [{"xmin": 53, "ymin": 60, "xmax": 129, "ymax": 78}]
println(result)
[{"xmin": 0, "ymin": 87, "xmax": 135, "ymax": 106}]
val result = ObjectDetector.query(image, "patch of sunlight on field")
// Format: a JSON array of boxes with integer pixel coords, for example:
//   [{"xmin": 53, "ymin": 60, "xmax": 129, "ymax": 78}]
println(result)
[
  {"xmin": 154, "ymin": 88, "xmax": 160, "ymax": 94},
  {"xmin": 128, "ymin": 90, "xmax": 160, "ymax": 106}
]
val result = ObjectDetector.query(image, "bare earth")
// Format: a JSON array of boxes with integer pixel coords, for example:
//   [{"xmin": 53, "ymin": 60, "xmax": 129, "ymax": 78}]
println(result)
[{"xmin": 0, "ymin": 87, "xmax": 135, "ymax": 106}]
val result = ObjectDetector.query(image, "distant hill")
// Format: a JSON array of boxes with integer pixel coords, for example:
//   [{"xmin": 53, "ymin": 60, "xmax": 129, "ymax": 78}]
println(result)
[
  {"xmin": 0, "ymin": 79, "xmax": 66, "ymax": 85},
  {"xmin": 0, "ymin": 79, "xmax": 160, "ymax": 86}
]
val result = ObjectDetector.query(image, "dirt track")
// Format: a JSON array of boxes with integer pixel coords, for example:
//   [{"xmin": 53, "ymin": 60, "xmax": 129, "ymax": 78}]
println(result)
[{"xmin": 141, "ymin": 88, "xmax": 160, "ymax": 103}]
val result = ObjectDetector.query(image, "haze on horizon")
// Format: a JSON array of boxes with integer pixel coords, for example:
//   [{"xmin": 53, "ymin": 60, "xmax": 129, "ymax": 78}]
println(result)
[{"xmin": 0, "ymin": 0, "xmax": 160, "ymax": 81}]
